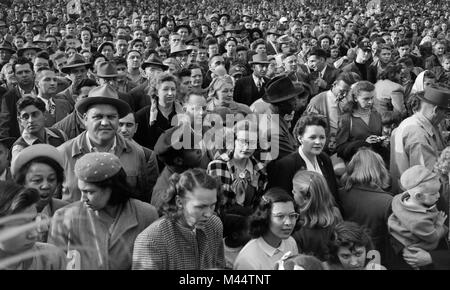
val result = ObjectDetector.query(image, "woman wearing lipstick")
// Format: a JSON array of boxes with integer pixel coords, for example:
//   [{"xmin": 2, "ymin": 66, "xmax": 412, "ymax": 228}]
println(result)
[
  {"xmin": 207, "ymin": 119, "xmax": 267, "ymax": 210},
  {"xmin": 134, "ymin": 72, "xmax": 184, "ymax": 150},
  {"xmin": 48, "ymin": 152, "xmax": 158, "ymax": 270},
  {"xmin": 233, "ymin": 187, "xmax": 299, "ymax": 270},
  {"xmin": 11, "ymin": 144, "xmax": 68, "ymax": 242}
]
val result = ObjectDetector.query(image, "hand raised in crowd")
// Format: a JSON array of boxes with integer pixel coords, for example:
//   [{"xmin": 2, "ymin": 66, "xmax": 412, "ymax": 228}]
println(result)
[{"xmin": 365, "ymin": 135, "xmax": 380, "ymax": 144}]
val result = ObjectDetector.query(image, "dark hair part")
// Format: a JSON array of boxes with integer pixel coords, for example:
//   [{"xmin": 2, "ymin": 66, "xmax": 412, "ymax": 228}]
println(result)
[
  {"xmin": 293, "ymin": 113, "xmax": 328, "ymax": 139},
  {"xmin": 90, "ymin": 168, "xmax": 132, "ymax": 206},
  {"xmin": 159, "ymin": 168, "xmax": 222, "ymax": 217},
  {"xmin": 327, "ymin": 221, "xmax": 374, "ymax": 264},
  {"xmin": 12, "ymin": 57, "xmax": 33, "ymax": 74},
  {"xmin": 378, "ymin": 63, "xmax": 401, "ymax": 81},
  {"xmin": 16, "ymin": 96, "xmax": 46, "ymax": 114},
  {"xmin": 0, "ymin": 181, "xmax": 40, "ymax": 218},
  {"xmin": 14, "ymin": 156, "xmax": 65, "ymax": 186},
  {"xmin": 249, "ymin": 187, "xmax": 298, "ymax": 238}
]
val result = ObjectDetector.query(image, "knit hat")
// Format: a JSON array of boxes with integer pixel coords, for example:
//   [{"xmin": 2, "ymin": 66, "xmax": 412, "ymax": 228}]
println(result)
[
  {"xmin": 74, "ymin": 152, "xmax": 122, "ymax": 182},
  {"xmin": 400, "ymin": 165, "xmax": 439, "ymax": 192}
]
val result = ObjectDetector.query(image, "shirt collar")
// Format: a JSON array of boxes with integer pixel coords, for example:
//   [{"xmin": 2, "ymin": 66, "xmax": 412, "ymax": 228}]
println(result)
[
  {"xmin": 21, "ymin": 128, "xmax": 60, "ymax": 146},
  {"xmin": 18, "ymin": 85, "xmax": 38, "ymax": 98},
  {"xmin": 36, "ymin": 95, "xmax": 55, "ymax": 110},
  {"xmin": 86, "ymin": 131, "xmax": 117, "ymax": 153},
  {"xmin": 257, "ymin": 237, "xmax": 288, "ymax": 257},
  {"xmin": 298, "ymin": 146, "xmax": 323, "ymax": 174},
  {"xmin": 414, "ymin": 112, "xmax": 435, "ymax": 137}
]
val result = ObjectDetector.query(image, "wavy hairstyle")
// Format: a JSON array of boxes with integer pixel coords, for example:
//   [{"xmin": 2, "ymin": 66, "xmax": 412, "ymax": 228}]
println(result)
[
  {"xmin": 292, "ymin": 170, "xmax": 342, "ymax": 228},
  {"xmin": 249, "ymin": 187, "xmax": 299, "ymax": 238},
  {"xmin": 343, "ymin": 81, "xmax": 375, "ymax": 113},
  {"xmin": 159, "ymin": 168, "xmax": 222, "ymax": 218},
  {"xmin": 327, "ymin": 221, "xmax": 374, "ymax": 264},
  {"xmin": 0, "ymin": 182, "xmax": 39, "ymax": 219},
  {"xmin": 343, "ymin": 148, "xmax": 391, "ymax": 191}
]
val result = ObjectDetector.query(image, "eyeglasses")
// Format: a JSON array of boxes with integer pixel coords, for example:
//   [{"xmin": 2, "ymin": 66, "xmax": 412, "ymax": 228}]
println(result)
[
  {"xmin": 236, "ymin": 138, "xmax": 258, "ymax": 148},
  {"xmin": 272, "ymin": 213, "xmax": 300, "ymax": 222}
]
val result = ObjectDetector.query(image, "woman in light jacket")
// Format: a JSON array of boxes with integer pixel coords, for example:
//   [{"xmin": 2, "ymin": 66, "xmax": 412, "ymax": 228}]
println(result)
[{"xmin": 48, "ymin": 152, "xmax": 158, "ymax": 270}]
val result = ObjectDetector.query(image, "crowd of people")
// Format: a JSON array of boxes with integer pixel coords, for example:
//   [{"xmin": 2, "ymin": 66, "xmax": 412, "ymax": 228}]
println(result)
[{"xmin": 0, "ymin": 0, "xmax": 449, "ymax": 270}]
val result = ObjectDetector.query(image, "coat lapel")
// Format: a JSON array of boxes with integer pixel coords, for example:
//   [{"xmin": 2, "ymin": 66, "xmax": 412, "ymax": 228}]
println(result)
[{"xmin": 109, "ymin": 200, "xmax": 139, "ymax": 248}]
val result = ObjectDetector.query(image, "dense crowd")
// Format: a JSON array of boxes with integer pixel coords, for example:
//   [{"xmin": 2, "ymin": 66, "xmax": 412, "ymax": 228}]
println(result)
[{"xmin": 0, "ymin": 0, "xmax": 449, "ymax": 270}]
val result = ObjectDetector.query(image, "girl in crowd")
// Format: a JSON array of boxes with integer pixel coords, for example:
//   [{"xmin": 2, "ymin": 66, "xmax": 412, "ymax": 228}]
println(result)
[
  {"xmin": 208, "ymin": 120, "xmax": 267, "ymax": 210},
  {"xmin": 134, "ymin": 72, "xmax": 184, "ymax": 149},
  {"xmin": 48, "ymin": 152, "xmax": 158, "ymax": 269},
  {"xmin": 336, "ymin": 81, "xmax": 388, "ymax": 163},
  {"xmin": 132, "ymin": 168, "xmax": 224, "ymax": 270},
  {"xmin": 325, "ymin": 221, "xmax": 385, "ymax": 270},
  {"xmin": 291, "ymin": 170, "xmax": 342, "ymax": 261},
  {"xmin": 0, "ymin": 182, "xmax": 66, "ymax": 270},
  {"xmin": 339, "ymin": 148, "xmax": 393, "ymax": 263},
  {"xmin": 374, "ymin": 64, "xmax": 407, "ymax": 117},
  {"xmin": 234, "ymin": 187, "xmax": 299, "ymax": 270}
]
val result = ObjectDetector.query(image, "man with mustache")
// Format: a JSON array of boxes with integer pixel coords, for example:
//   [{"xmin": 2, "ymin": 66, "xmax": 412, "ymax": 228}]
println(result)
[{"xmin": 57, "ymin": 84, "xmax": 159, "ymax": 203}]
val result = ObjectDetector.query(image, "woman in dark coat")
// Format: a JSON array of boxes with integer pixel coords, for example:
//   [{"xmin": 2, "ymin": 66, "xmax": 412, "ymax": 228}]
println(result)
[
  {"xmin": 338, "ymin": 148, "xmax": 393, "ymax": 265},
  {"xmin": 267, "ymin": 113, "xmax": 339, "ymax": 204},
  {"xmin": 336, "ymin": 81, "xmax": 388, "ymax": 163}
]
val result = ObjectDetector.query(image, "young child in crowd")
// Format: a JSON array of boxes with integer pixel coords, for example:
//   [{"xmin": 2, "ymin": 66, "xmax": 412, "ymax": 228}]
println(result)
[
  {"xmin": 388, "ymin": 165, "xmax": 448, "ymax": 265},
  {"xmin": 431, "ymin": 54, "xmax": 450, "ymax": 88}
]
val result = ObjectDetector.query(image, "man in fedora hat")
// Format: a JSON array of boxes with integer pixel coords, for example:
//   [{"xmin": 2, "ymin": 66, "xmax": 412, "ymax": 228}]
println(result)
[
  {"xmin": 0, "ymin": 57, "xmax": 38, "ymax": 139},
  {"xmin": 0, "ymin": 137, "xmax": 15, "ymax": 181},
  {"xmin": 391, "ymin": 86, "xmax": 450, "ymax": 194},
  {"xmin": 96, "ymin": 61, "xmax": 135, "ymax": 111},
  {"xmin": 259, "ymin": 75, "xmax": 301, "ymax": 161},
  {"xmin": 170, "ymin": 45, "xmax": 193, "ymax": 67},
  {"xmin": 56, "ymin": 53, "xmax": 90, "ymax": 107},
  {"xmin": 57, "ymin": 84, "xmax": 159, "ymax": 203},
  {"xmin": 233, "ymin": 53, "xmax": 271, "ymax": 106},
  {"xmin": 265, "ymin": 29, "xmax": 281, "ymax": 56},
  {"xmin": 128, "ymin": 54, "xmax": 169, "ymax": 111},
  {"xmin": 0, "ymin": 41, "xmax": 16, "ymax": 71}
]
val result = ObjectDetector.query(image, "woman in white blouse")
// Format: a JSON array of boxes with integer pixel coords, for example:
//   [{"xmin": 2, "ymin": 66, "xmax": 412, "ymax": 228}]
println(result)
[{"xmin": 233, "ymin": 188, "xmax": 299, "ymax": 270}]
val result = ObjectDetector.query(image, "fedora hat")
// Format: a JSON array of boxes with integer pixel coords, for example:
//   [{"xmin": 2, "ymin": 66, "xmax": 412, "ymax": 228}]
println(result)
[
  {"xmin": 0, "ymin": 137, "xmax": 16, "ymax": 150},
  {"xmin": 141, "ymin": 55, "xmax": 169, "ymax": 70},
  {"xmin": 61, "ymin": 54, "xmax": 90, "ymax": 74},
  {"xmin": 17, "ymin": 43, "xmax": 42, "ymax": 57},
  {"xmin": 262, "ymin": 75, "xmax": 304, "ymax": 104},
  {"xmin": 76, "ymin": 84, "xmax": 131, "ymax": 118},
  {"xmin": 248, "ymin": 53, "xmax": 271, "ymax": 65},
  {"xmin": 418, "ymin": 85, "xmax": 450, "ymax": 110},
  {"xmin": 0, "ymin": 41, "xmax": 16, "ymax": 54},
  {"xmin": 96, "ymin": 61, "xmax": 120, "ymax": 78},
  {"xmin": 22, "ymin": 15, "xmax": 33, "ymax": 23},
  {"xmin": 32, "ymin": 34, "xmax": 50, "ymax": 44},
  {"xmin": 170, "ymin": 45, "xmax": 193, "ymax": 57},
  {"xmin": 277, "ymin": 35, "xmax": 292, "ymax": 44}
]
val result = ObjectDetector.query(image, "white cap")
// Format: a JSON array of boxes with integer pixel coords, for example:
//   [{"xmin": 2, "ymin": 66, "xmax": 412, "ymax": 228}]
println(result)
[{"xmin": 279, "ymin": 17, "xmax": 288, "ymax": 24}]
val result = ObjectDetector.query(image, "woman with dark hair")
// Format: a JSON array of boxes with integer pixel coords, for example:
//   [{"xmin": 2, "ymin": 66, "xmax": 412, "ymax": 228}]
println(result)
[
  {"xmin": 79, "ymin": 27, "xmax": 97, "ymax": 53},
  {"xmin": 134, "ymin": 72, "xmax": 184, "ymax": 150},
  {"xmin": 233, "ymin": 187, "xmax": 299, "ymax": 270},
  {"xmin": 336, "ymin": 81, "xmax": 388, "ymax": 163},
  {"xmin": 132, "ymin": 168, "xmax": 224, "ymax": 270},
  {"xmin": 11, "ymin": 144, "xmax": 68, "ymax": 226},
  {"xmin": 207, "ymin": 119, "xmax": 267, "ymax": 210},
  {"xmin": 48, "ymin": 152, "xmax": 158, "ymax": 270},
  {"xmin": 325, "ymin": 221, "xmax": 385, "ymax": 270},
  {"xmin": 374, "ymin": 64, "xmax": 407, "ymax": 117},
  {"xmin": 339, "ymin": 148, "xmax": 393, "ymax": 264},
  {"xmin": 0, "ymin": 181, "xmax": 66, "ymax": 270},
  {"xmin": 268, "ymin": 113, "xmax": 338, "ymax": 201},
  {"xmin": 291, "ymin": 170, "xmax": 342, "ymax": 261}
]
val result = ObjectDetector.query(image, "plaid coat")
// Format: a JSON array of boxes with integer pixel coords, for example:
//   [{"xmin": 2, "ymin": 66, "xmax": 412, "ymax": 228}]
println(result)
[{"xmin": 207, "ymin": 153, "xmax": 267, "ymax": 207}]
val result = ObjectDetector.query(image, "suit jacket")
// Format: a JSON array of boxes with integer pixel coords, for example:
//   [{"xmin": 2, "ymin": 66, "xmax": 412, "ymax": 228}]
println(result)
[
  {"xmin": 128, "ymin": 82, "xmax": 151, "ymax": 112},
  {"xmin": 267, "ymin": 151, "xmax": 339, "ymax": 204},
  {"xmin": 233, "ymin": 75, "xmax": 269, "ymax": 106},
  {"xmin": 342, "ymin": 61, "xmax": 369, "ymax": 80},
  {"xmin": 0, "ymin": 87, "xmax": 22, "ymax": 138}
]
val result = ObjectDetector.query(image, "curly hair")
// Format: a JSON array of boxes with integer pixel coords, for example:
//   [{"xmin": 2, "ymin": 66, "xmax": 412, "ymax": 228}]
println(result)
[
  {"xmin": 343, "ymin": 81, "xmax": 375, "ymax": 113},
  {"xmin": 159, "ymin": 168, "xmax": 223, "ymax": 218},
  {"xmin": 435, "ymin": 146, "xmax": 450, "ymax": 179},
  {"xmin": 327, "ymin": 221, "xmax": 374, "ymax": 264},
  {"xmin": 249, "ymin": 187, "xmax": 299, "ymax": 238},
  {"xmin": 149, "ymin": 72, "xmax": 179, "ymax": 97},
  {"xmin": 0, "ymin": 182, "xmax": 39, "ymax": 218},
  {"xmin": 293, "ymin": 113, "xmax": 327, "ymax": 140}
]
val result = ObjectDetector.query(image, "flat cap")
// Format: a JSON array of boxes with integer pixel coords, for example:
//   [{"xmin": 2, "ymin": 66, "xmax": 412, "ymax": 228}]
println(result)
[{"xmin": 74, "ymin": 152, "xmax": 122, "ymax": 182}]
